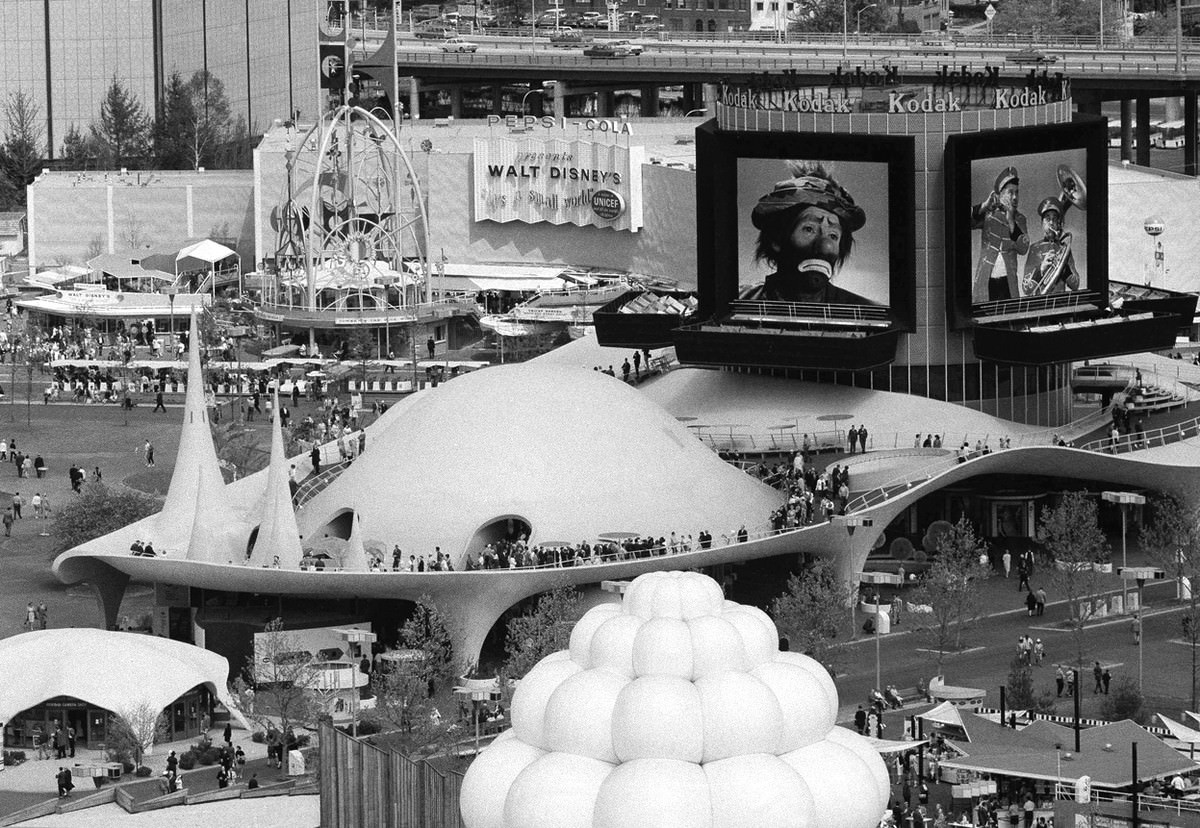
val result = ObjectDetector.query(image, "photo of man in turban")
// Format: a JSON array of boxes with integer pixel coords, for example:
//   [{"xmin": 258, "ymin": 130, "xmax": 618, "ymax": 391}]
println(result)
[
  {"xmin": 971, "ymin": 165, "xmax": 1029, "ymax": 302},
  {"xmin": 740, "ymin": 161, "xmax": 876, "ymax": 306}
]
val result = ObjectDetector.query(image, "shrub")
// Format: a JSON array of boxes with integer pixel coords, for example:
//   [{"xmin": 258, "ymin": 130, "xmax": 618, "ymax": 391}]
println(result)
[
  {"xmin": 889, "ymin": 537, "xmax": 915, "ymax": 561},
  {"xmin": 342, "ymin": 720, "xmax": 380, "ymax": 736},
  {"xmin": 3, "ymin": 750, "xmax": 26, "ymax": 765},
  {"xmin": 913, "ymin": 550, "xmax": 928, "ymax": 563},
  {"xmin": 135, "ymin": 766, "xmax": 152, "ymax": 777},
  {"xmin": 121, "ymin": 760, "xmax": 135, "ymax": 774},
  {"xmin": 294, "ymin": 734, "xmax": 311, "ymax": 749},
  {"xmin": 251, "ymin": 731, "xmax": 267, "ymax": 744},
  {"xmin": 178, "ymin": 749, "xmax": 198, "ymax": 770},
  {"xmin": 198, "ymin": 747, "xmax": 220, "ymax": 766},
  {"xmin": 922, "ymin": 520, "xmax": 954, "ymax": 555}
]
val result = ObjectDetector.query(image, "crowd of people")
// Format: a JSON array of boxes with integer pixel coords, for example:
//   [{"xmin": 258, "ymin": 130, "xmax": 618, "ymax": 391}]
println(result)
[{"xmin": 762, "ymin": 451, "xmax": 853, "ymax": 530}]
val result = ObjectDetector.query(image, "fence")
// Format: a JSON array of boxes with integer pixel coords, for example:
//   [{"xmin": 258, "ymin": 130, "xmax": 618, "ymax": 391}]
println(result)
[{"xmin": 319, "ymin": 723, "xmax": 466, "ymax": 828}]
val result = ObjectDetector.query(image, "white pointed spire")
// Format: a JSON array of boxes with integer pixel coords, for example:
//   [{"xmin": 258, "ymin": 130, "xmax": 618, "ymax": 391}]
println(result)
[
  {"xmin": 155, "ymin": 308, "xmax": 232, "ymax": 551},
  {"xmin": 249, "ymin": 389, "xmax": 304, "ymax": 569},
  {"xmin": 185, "ymin": 469, "xmax": 244, "ymax": 564},
  {"xmin": 341, "ymin": 511, "xmax": 370, "ymax": 572}
]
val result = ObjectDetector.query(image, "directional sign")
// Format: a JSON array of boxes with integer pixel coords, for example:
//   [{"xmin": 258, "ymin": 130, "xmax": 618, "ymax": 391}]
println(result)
[{"xmin": 984, "ymin": 3, "xmax": 996, "ymax": 19}]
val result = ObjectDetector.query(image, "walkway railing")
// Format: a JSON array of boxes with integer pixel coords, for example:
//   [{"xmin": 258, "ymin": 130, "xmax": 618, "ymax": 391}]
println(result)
[
  {"xmin": 1054, "ymin": 783, "xmax": 1200, "ymax": 817},
  {"xmin": 293, "ymin": 460, "xmax": 353, "ymax": 508},
  {"xmin": 1077, "ymin": 413, "xmax": 1200, "ymax": 454}
]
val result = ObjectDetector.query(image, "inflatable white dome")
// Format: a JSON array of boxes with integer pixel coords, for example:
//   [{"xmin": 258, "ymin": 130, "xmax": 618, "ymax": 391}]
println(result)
[{"xmin": 460, "ymin": 571, "xmax": 890, "ymax": 828}]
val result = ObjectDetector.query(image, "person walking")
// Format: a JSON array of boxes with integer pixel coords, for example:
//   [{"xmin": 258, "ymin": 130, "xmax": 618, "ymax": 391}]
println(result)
[
  {"xmin": 1055, "ymin": 665, "xmax": 1065, "ymax": 697},
  {"xmin": 1131, "ymin": 613, "xmax": 1142, "ymax": 645},
  {"xmin": 143, "ymin": 440, "xmax": 155, "ymax": 468},
  {"xmin": 3, "ymin": 508, "xmax": 13, "ymax": 537},
  {"xmin": 1035, "ymin": 587, "xmax": 1047, "ymax": 616},
  {"xmin": 12, "ymin": 492, "xmax": 23, "ymax": 520},
  {"xmin": 153, "ymin": 389, "xmax": 166, "ymax": 413},
  {"xmin": 1093, "ymin": 661, "xmax": 1104, "ymax": 694},
  {"xmin": 1002, "ymin": 550, "xmax": 1012, "ymax": 578},
  {"xmin": 1025, "ymin": 590, "xmax": 1037, "ymax": 617}
]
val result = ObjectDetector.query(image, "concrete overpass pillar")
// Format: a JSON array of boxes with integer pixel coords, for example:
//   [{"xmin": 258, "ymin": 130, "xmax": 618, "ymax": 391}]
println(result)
[
  {"xmin": 449, "ymin": 87, "xmax": 464, "ymax": 119},
  {"xmin": 640, "ymin": 84, "xmax": 660, "ymax": 117},
  {"xmin": 1186, "ymin": 94, "xmax": 1198, "ymax": 177},
  {"xmin": 702, "ymin": 83, "xmax": 720, "ymax": 111},
  {"xmin": 596, "ymin": 90, "xmax": 615, "ymax": 117},
  {"xmin": 409, "ymin": 76, "xmax": 421, "ymax": 120},
  {"xmin": 1167, "ymin": 96, "xmax": 1184, "ymax": 122},
  {"xmin": 551, "ymin": 81, "xmax": 567, "ymax": 120},
  {"xmin": 681, "ymin": 83, "xmax": 699, "ymax": 114},
  {"xmin": 1120, "ymin": 99, "xmax": 1133, "ymax": 163},
  {"xmin": 491, "ymin": 85, "xmax": 504, "ymax": 116},
  {"xmin": 1136, "ymin": 96, "xmax": 1151, "ymax": 167}
]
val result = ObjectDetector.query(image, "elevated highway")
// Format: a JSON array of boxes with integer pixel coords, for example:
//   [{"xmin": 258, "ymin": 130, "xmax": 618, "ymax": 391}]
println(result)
[{"xmin": 360, "ymin": 34, "xmax": 1200, "ymax": 170}]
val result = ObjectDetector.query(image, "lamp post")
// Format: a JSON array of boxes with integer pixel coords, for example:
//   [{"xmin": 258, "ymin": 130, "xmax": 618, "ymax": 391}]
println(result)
[
  {"xmin": 855, "ymin": 2, "xmax": 876, "ymax": 33},
  {"xmin": 1104, "ymin": 491, "xmax": 1146, "ymax": 613},
  {"xmin": 836, "ymin": 514, "xmax": 875, "ymax": 666},
  {"xmin": 520, "ymin": 87, "xmax": 544, "ymax": 114},
  {"xmin": 684, "ymin": 108, "xmax": 708, "ymax": 117},
  {"xmin": 842, "ymin": 0, "xmax": 848, "ymax": 59},
  {"xmin": 1119, "ymin": 566, "xmax": 1165, "ymax": 692},
  {"xmin": 163, "ymin": 286, "xmax": 181, "ymax": 346},
  {"xmin": 337, "ymin": 628, "xmax": 377, "ymax": 738}
]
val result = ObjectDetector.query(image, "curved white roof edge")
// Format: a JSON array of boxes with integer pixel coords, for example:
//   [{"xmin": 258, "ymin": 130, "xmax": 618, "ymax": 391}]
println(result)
[{"xmin": 0, "ymin": 629, "xmax": 249, "ymax": 731}]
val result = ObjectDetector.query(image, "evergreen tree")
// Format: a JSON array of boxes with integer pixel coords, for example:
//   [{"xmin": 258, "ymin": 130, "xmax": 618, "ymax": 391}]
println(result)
[
  {"xmin": 60, "ymin": 123, "xmax": 101, "ymax": 169},
  {"xmin": 0, "ymin": 91, "xmax": 45, "ymax": 210},
  {"xmin": 91, "ymin": 77, "xmax": 151, "ymax": 168},
  {"xmin": 153, "ymin": 71, "xmax": 195, "ymax": 170}
]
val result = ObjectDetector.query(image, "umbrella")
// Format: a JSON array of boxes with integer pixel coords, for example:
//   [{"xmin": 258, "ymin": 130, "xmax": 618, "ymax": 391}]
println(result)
[{"xmin": 306, "ymin": 370, "xmax": 327, "ymax": 378}]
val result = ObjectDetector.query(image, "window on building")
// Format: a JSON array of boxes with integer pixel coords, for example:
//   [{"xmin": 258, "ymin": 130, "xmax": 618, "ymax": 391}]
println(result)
[
  {"xmin": 708, "ymin": 17, "xmax": 716, "ymax": 28},
  {"xmin": 719, "ymin": 0, "xmax": 729, "ymax": 9},
  {"xmin": 755, "ymin": 2, "xmax": 764, "ymax": 9},
  {"xmin": 695, "ymin": 17, "xmax": 704, "ymax": 29}
]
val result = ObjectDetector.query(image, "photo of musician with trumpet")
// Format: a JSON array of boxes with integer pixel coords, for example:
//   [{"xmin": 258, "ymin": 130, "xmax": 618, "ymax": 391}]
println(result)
[
  {"xmin": 967, "ymin": 149, "xmax": 1089, "ymax": 305},
  {"xmin": 971, "ymin": 166, "xmax": 1029, "ymax": 303}
]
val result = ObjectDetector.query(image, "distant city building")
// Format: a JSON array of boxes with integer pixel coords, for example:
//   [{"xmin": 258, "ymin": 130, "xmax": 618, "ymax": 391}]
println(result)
[{"xmin": 0, "ymin": 0, "xmax": 321, "ymax": 159}]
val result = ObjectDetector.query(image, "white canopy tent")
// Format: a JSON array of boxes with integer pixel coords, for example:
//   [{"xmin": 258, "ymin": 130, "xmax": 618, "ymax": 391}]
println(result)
[{"xmin": 176, "ymin": 239, "xmax": 241, "ymax": 295}]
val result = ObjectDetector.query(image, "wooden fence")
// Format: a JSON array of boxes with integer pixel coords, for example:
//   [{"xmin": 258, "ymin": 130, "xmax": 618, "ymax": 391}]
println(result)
[{"xmin": 319, "ymin": 723, "xmax": 466, "ymax": 828}]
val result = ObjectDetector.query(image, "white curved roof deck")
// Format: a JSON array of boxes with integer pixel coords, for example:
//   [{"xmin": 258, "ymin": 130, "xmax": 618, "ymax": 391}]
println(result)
[
  {"xmin": 0, "ymin": 629, "xmax": 248, "ymax": 729},
  {"xmin": 296, "ymin": 363, "xmax": 781, "ymax": 566}
]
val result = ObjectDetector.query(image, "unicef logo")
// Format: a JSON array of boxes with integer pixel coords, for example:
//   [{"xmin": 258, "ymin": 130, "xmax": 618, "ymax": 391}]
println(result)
[{"xmin": 591, "ymin": 189, "xmax": 625, "ymax": 221}]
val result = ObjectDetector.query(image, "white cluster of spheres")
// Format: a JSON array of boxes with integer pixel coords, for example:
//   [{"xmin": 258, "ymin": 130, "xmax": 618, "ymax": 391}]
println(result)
[{"xmin": 460, "ymin": 571, "xmax": 890, "ymax": 828}]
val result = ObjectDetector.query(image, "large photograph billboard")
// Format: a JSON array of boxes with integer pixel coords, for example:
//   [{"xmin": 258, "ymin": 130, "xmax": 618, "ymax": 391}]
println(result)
[
  {"xmin": 945, "ymin": 118, "xmax": 1108, "ymax": 327},
  {"xmin": 695, "ymin": 126, "xmax": 915, "ymax": 329},
  {"xmin": 736, "ymin": 157, "xmax": 892, "ymax": 307}
]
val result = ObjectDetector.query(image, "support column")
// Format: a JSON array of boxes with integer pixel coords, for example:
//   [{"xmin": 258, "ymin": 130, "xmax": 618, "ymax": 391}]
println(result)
[
  {"xmin": 681, "ymin": 82, "xmax": 699, "ymax": 114},
  {"xmin": 408, "ymin": 76, "xmax": 421, "ymax": 121},
  {"xmin": 1186, "ymin": 94, "xmax": 1198, "ymax": 176},
  {"xmin": 449, "ymin": 86, "xmax": 463, "ymax": 119},
  {"xmin": 640, "ymin": 84, "xmax": 660, "ymax": 117},
  {"xmin": 492, "ymin": 84, "xmax": 504, "ymax": 116},
  {"xmin": 551, "ymin": 81, "xmax": 567, "ymax": 120},
  {"xmin": 596, "ymin": 90, "xmax": 615, "ymax": 117},
  {"xmin": 1121, "ymin": 98, "xmax": 1133, "ymax": 163},
  {"xmin": 1136, "ymin": 95, "xmax": 1151, "ymax": 167},
  {"xmin": 701, "ymin": 82, "xmax": 719, "ymax": 111}
]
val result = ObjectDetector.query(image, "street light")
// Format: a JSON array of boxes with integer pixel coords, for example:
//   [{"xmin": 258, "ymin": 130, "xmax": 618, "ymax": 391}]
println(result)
[
  {"xmin": 684, "ymin": 108, "xmax": 708, "ymax": 117},
  {"xmin": 337, "ymin": 628, "xmax": 377, "ymax": 738},
  {"xmin": 521, "ymin": 88, "xmax": 544, "ymax": 114},
  {"xmin": 163, "ymin": 285, "xmax": 182, "ymax": 343},
  {"xmin": 836, "ymin": 515, "xmax": 875, "ymax": 672},
  {"xmin": 1104, "ymin": 491, "xmax": 1146, "ymax": 613},
  {"xmin": 1119, "ymin": 566, "xmax": 1165, "ymax": 691},
  {"xmin": 856, "ymin": 3, "xmax": 876, "ymax": 33}
]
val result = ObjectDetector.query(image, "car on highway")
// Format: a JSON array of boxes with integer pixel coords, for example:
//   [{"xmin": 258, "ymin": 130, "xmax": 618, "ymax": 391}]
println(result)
[
  {"xmin": 415, "ymin": 24, "xmax": 457, "ymax": 39},
  {"xmin": 549, "ymin": 29, "xmax": 591, "ymax": 47},
  {"xmin": 579, "ymin": 11, "xmax": 604, "ymax": 27},
  {"xmin": 440, "ymin": 36, "xmax": 479, "ymax": 53},
  {"xmin": 912, "ymin": 38, "xmax": 954, "ymax": 56},
  {"xmin": 1006, "ymin": 48, "xmax": 1058, "ymax": 65}
]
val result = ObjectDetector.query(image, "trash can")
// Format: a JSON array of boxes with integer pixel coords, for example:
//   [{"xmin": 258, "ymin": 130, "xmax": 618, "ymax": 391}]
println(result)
[{"xmin": 875, "ymin": 609, "xmax": 891, "ymax": 635}]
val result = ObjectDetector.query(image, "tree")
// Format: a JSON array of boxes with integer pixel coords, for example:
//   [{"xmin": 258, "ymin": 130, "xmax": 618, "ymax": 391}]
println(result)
[
  {"xmin": 1100, "ymin": 675, "xmax": 1147, "ymax": 724},
  {"xmin": 790, "ymin": 0, "xmax": 887, "ymax": 33},
  {"xmin": 0, "ymin": 92, "xmax": 45, "ymax": 210},
  {"xmin": 1139, "ymin": 494, "xmax": 1200, "ymax": 711},
  {"xmin": 1006, "ymin": 656, "xmax": 1036, "ymax": 709},
  {"xmin": 153, "ymin": 72, "xmax": 196, "ymax": 170},
  {"xmin": 910, "ymin": 516, "xmax": 992, "ymax": 674},
  {"xmin": 503, "ymin": 586, "xmax": 583, "ymax": 680},
  {"xmin": 91, "ymin": 77, "xmax": 151, "ymax": 168},
  {"xmin": 991, "ymin": 0, "xmax": 1124, "ymax": 38},
  {"xmin": 108, "ymin": 701, "xmax": 170, "ymax": 767},
  {"xmin": 346, "ymin": 327, "xmax": 375, "ymax": 390},
  {"xmin": 369, "ymin": 596, "xmax": 459, "ymax": 757},
  {"xmin": 771, "ymin": 558, "xmax": 850, "ymax": 674},
  {"xmin": 61, "ymin": 124, "xmax": 103, "ymax": 170},
  {"xmin": 232, "ymin": 618, "xmax": 322, "ymax": 742},
  {"xmin": 51, "ymin": 483, "xmax": 160, "ymax": 552},
  {"xmin": 182, "ymin": 70, "xmax": 235, "ymax": 171},
  {"xmin": 1041, "ymin": 492, "xmax": 1111, "ymax": 670}
]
